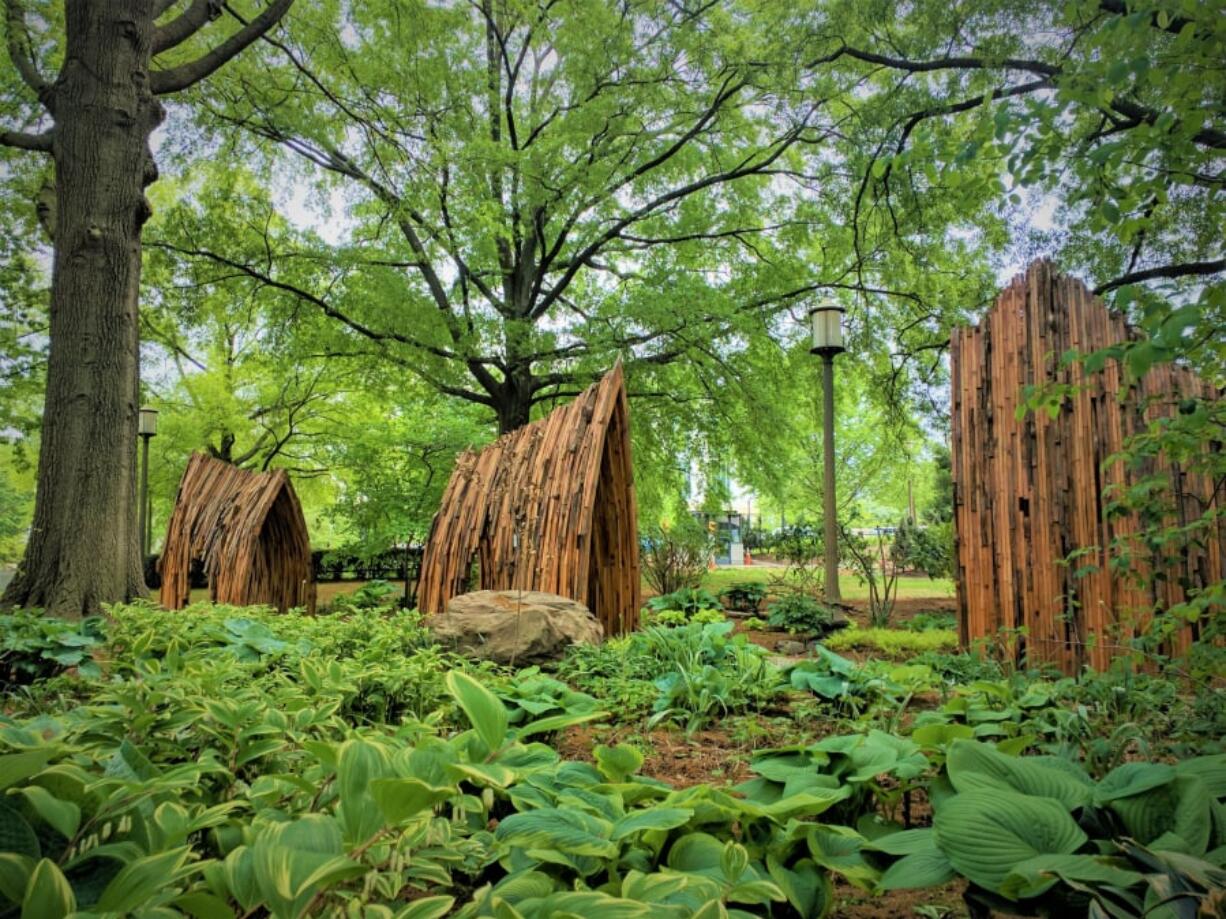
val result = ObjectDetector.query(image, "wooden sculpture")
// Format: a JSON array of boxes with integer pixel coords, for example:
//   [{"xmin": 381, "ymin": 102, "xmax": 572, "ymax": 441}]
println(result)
[
  {"xmin": 951, "ymin": 260, "xmax": 1222, "ymax": 672},
  {"xmin": 158, "ymin": 453, "xmax": 316, "ymax": 613},
  {"xmin": 418, "ymin": 363, "xmax": 641, "ymax": 635}
]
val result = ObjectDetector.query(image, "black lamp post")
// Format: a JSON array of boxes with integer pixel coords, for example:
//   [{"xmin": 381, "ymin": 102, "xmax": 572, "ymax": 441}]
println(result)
[
  {"xmin": 808, "ymin": 303, "xmax": 845, "ymax": 604},
  {"xmin": 137, "ymin": 407, "xmax": 158, "ymax": 559}
]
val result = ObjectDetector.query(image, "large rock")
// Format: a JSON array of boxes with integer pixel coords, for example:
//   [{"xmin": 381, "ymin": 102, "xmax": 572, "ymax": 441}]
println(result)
[{"xmin": 430, "ymin": 590, "xmax": 603, "ymax": 665}]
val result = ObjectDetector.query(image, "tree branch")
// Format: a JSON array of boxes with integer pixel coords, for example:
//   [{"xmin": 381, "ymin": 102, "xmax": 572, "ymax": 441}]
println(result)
[
  {"xmin": 4, "ymin": 0, "xmax": 51, "ymax": 105},
  {"xmin": 0, "ymin": 128, "xmax": 52, "ymax": 152},
  {"xmin": 1094, "ymin": 257, "xmax": 1226, "ymax": 294},
  {"xmin": 151, "ymin": 0, "xmax": 294, "ymax": 94},
  {"xmin": 153, "ymin": 0, "xmax": 223, "ymax": 54}
]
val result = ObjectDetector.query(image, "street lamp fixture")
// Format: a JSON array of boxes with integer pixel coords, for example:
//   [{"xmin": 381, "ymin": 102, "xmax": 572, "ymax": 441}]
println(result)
[
  {"xmin": 137, "ymin": 407, "xmax": 158, "ymax": 561},
  {"xmin": 808, "ymin": 303, "xmax": 845, "ymax": 603}
]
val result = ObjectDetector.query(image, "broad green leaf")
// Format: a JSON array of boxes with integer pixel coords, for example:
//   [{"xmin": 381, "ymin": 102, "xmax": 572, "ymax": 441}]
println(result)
[
  {"xmin": 446, "ymin": 671, "xmax": 508, "ymax": 753},
  {"xmin": 369, "ymin": 777, "xmax": 451, "ymax": 824},
  {"xmin": 933, "ymin": 790, "xmax": 1087, "ymax": 894},
  {"xmin": 494, "ymin": 808, "xmax": 617, "ymax": 859},
  {"xmin": 1000, "ymin": 853, "xmax": 1143, "ymax": 900},
  {"xmin": 947, "ymin": 740, "xmax": 1092, "ymax": 809},
  {"xmin": 0, "ymin": 853, "xmax": 33, "ymax": 904},
  {"xmin": 1110, "ymin": 775, "xmax": 1212, "ymax": 854},
  {"xmin": 11, "ymin": 786, "xmax": 80, "ymax": 839},
  {"xmin": 395, "ymin": 895, "xmax": 456, "ymax": 919},
  {"xmin": 1095, "ymin": 762, "xmax": 1175, "ymax": 803},
  {"xmin": 0, "ymin": 802, "xmax": 40, "ymax": 859},
  {"xmin": 95, "ymin": 846, "xmax": 193, "ymax": 913},
  {"xmin": 611, "ymin": 807, "xmax": 692, "ymax": 840},
  {"xmin": 878, "ymin": 850, "xmax": 956, "ymax": 891},
  {"xmin": 0, "ymin": 751, "xmax": 54, "ymax": 792},
  {"xmin": 337, "ymin": 739, "xmax": 392, "ymax": 844},
  {"xmin": 594, "ymin": 745, "xmax": 644, "ymax": 783},
  {"xmin": 21, "ymin": 859, "xmax": 74, "ymax": 919}
]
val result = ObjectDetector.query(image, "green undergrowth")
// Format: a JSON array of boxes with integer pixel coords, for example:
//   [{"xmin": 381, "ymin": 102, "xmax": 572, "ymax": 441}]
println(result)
[
  {"xmin": 823, "ymin": 625, "xmax": 958, "ymax": 656},
  {"xmin": 0, "ymin": 603, "xmax": 1221, "ymax": 917}
]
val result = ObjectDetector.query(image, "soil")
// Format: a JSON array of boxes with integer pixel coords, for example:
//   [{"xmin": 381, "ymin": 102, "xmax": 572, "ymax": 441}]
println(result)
[
  {"xmin": 558, "ymin": 724, "xmax": 762, "ymax": 786},
  {"xmin": 832, "ymin": 878, "xmax": 970, "ymax": 918}
]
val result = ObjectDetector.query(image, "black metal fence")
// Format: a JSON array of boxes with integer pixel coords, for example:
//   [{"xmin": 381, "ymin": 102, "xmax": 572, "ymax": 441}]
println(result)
[{"xmin": 144, "ymin": 546, "xmax": 425, "ymax": 602}]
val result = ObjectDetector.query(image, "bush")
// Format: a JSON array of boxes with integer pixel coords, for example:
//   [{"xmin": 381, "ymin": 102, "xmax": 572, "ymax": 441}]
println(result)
[
  {"xmin": 766, "ymin": 594, "xmax": 833, "ymax": 634},
  {"xmin": 0, "ymin": 610, "xmax": 104, "ymax": 688},
  {"xmin": 904, "ymin": 611, "xmax": 957, "ymax": 632},
  {"xmin": 719, "ymin": 580, "xmax": 767, "ymax": 614},
  {"xmin": 645, "ymin": 586, "xmax": 721, "ymax": 615},
  {"xmin": 891, "ymin": 517, "xmax": 952, "ymax": 579},
  {"xmin": 640, "ymin": 518, "xmax": 713, "ymax": 595}
]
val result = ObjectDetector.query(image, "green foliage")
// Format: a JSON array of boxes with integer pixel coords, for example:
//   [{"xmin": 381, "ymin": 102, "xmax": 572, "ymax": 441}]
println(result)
[
  {"xmin": 824, "ymin": 627, "xmax": 958, "ymax": 657},
  {"xmin": 890, "ymin": 519, "xmax": 952, "ymax": 581},
  {"xmin": 902, "ymin": 611, "xmax": 957, "ymax": 633},
  {"xmin": 766, "ymin": 595, "xmax": 834, "ymax": 635},
  {"xmin": 719, "ymin": 581, "xmax": 768, "ymax": 615},
  {"xmin": 641, "ymin": 520, "xmax": 714, "ymax": 597},
  {"xmin": 0, "ymin": 612, "xmax": 104, "ymax": 689},
  {"xmin": 645, "ymin": 588, "xmax": 722, "ymax": 616}
]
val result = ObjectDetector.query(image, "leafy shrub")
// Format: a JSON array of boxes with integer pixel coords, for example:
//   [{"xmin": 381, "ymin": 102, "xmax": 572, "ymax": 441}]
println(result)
[
  {"xmin": 0, "ymin": 610, "xmax": 104, "ymax": 688},
  {"xmin": 640, "ymin": 519, "xmax": 713, "ymax": 595},
  {"xmin": 766, "ymin": 594, "xmax": 833, "ymax": 634},
  {"xmin": 335, "ymin": 577, "xmax": 400, "ymax": 609},
  {"xmin": 645, "ymin": 587, "xmax": 721, "ymax": 615},
  {"xmin": 719, "ymin": 580, "xmax": 767, "ymax": 614},
  {"xmin": 890, "ymin": 518, "xmax": 952, "ymax": 579},
  {"xmin": 824, "ymin": 626, "xmax": 958, "ymax": 656},
  {"xmin": 911, "ymin": 650, "xmax": 1003, "ymax": 684},
  {"xmin": 903, "ymin": 611, "xmax": 957, "ymax": 632}
]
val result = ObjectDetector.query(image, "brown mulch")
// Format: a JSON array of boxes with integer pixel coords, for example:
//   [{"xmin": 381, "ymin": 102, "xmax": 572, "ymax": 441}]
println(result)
[{"xmin": 558, "ymin": 724, "xmax": 762, "ymax": 787}]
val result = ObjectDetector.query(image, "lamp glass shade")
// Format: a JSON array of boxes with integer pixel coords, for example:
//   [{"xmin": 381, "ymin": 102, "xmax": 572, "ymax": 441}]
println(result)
[
  {"xmin": 808, "ymin": 304, "xmax": 845, "ymax": 354},
  {"xmin": 138, "ymin": 407, "xmax": 159, "ymax": 437}
]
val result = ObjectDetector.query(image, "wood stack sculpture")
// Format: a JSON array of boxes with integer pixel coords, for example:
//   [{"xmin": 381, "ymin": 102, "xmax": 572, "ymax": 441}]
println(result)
[
  {"xmin": 159, "ymin": 453, "xmax": 316, "ymax": 613},
  {"xmin": 951, "ymin": 260, "xmax": 1222, "ymax": 672},
  {"xmin": 418, "ymin": 363, "xmax": 641, "ymax": 635}
]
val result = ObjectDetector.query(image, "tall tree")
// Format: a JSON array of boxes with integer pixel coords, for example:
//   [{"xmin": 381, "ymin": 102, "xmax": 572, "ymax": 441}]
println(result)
[
  {"xmin": 179, "ymin": 0, "xmax": 926, "ymax": 434},
  {"xmin": 0, "ymin": 0, "xmax": 294, "ymax": 616}
]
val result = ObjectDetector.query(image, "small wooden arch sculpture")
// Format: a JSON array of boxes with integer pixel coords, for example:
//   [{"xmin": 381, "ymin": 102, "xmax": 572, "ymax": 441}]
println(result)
[
  {"xmin": 158, "ymin": 453, "xmax": 316, "ymax": 613},
  {"xmin": 418, "ymin": 363, "xmax": 641, "ymax": 635}
]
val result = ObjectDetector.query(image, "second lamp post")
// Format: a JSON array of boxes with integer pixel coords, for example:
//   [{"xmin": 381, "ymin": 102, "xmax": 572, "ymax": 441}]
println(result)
[{"xmin": 809, "ymin": 303, "xmax": 845, "ymax": 604}]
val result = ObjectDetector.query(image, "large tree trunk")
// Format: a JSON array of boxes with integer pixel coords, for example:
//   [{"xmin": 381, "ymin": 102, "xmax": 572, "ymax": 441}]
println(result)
[
  {"xmin": 1, "ymin": 1, "xmax": 162, "ymax": 617},
  {"xmin": 493, "ymin": 364, "xmax": 534, "ymax": 435}
]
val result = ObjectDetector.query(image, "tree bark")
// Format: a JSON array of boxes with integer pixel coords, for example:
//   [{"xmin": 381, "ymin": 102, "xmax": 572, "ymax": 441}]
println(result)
[{"xmin": 1, "ymin": 1, "xmax": 162, "ymax": 617}]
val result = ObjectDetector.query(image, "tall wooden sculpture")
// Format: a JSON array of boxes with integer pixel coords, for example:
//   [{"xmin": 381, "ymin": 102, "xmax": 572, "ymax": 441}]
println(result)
[
  {"xmin": 951, "ymin": 260, "xmax": 1222, "ymax": 672},
  {"xmin": 418, "ymin": 363, "xmax": 641, "ymax": 635},
  {"xmin": 159, "ymin": 453, "xmax": 316, "ymax": 613}
]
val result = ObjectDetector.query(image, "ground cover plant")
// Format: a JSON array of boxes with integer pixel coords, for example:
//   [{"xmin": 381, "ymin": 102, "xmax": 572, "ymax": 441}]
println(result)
[{"xmin": 2, "ymin": 600, "xmax": 1220, "ymax": 918}]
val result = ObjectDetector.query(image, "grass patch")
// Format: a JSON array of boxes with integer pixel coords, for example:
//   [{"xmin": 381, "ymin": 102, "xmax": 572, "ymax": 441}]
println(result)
[
  {"xmin": 823, "ymin": 626, "xmax": 959, "ymax": 656},
  {"xmin": 694, "ymin": 566, "xmax": 955, "ymax": 600}
]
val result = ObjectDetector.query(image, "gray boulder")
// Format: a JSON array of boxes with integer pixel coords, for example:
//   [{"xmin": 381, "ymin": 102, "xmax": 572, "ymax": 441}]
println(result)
[{"xmin": 430, "ymin": 590, "xmax": 603, "ymax": 665}]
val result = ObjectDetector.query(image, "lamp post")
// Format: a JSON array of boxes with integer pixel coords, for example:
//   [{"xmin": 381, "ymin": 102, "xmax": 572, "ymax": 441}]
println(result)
[
  {"xmin": 809, "ymin": 303, "xmax": 845, "ymax": 604},
  {"xmin": 137, "ymin": 407, "xmax": 158, "ymax": 559}
]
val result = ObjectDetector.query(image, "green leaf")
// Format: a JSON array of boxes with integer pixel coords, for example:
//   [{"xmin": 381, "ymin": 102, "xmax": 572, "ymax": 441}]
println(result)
[
  {"xmin": 879, "ymin": 850, "xmax": 956, "ymax": 891},
  {"xmin": 0, "ymin": 801, "xmax": 40, "ymax": 859},
  {"xmin": 515, "ymin": 710, "xmax": 608, "ymax": 741},
  {"xmin": 95, "ymin": 846, "xmax": 193, "ymax": 913},
  {"xmin": 446, "ymin": 671, "xmax": 508, "ymax": 753},
  {"xmin": 1110, "ymin": 775, "xmax": 1212, "ymax": 854},
  {"xmin": 594, "ymin": 744, "xmax": 644, "ymax": 783},
  {"xmin": 11, "ymin": 787, "xmax": 80, "ymax": 839},
  {"xmin": 1000, "ymin": 853, "xmax": 1143, "ymax": 901},
  {"xmin": 946, "ymin": 740, "xmax": 1092, "ymax": 809},
  {"xmin": 21, "ymin": 859, "xmax": 74, "ymax": 919},
  {"xmin": 866, "ymin": 828, "xmax": 937, "ymax": 857},
  {"xmin": 0, "ymin": 751, "xmax": 54, "ymax": 792},
  {"xmin": 395, "ymin": 895, "xmax": 456, "ymax": 919},
  {"xmin": 494, "ymin": 808, "xmax": 617, "ymax": 859},
  {"xmin": 337, "ymin": 739, "xmax": 392, "ymax": 844},
  {"xmin": 1095, "ymin": 762, "xmax": 1175, "ymax": 804},
  {"xmin": 933, "ymin": 789, "xmax": 1088, "ymax": 894},
  {"xmin": 0, "ymin": 853, "xmax": 33, "ymax": 904},
  {"xmin": 368, "ymin": 777, "xmax": 452, "ymax": 824},
  {"xmin": 765, "ymin": 855, "xmax": 829, "ymax": 917},
  {"xmin": 611, "ymin": 807, "xmax": 692, "ymax": 840}
]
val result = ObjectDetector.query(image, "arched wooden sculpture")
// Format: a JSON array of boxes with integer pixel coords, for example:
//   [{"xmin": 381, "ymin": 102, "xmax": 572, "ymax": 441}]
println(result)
[
  {"xmin": 158, "ymin": 453, "xmax": 316, "ymax": 613},
  {"xmin": 418, "ymin": 363, "xmax": 641, "ymax": 635},
  {"xmin": 951, "ymin": 260, "xmax": 1222, "ymax": 673}
]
